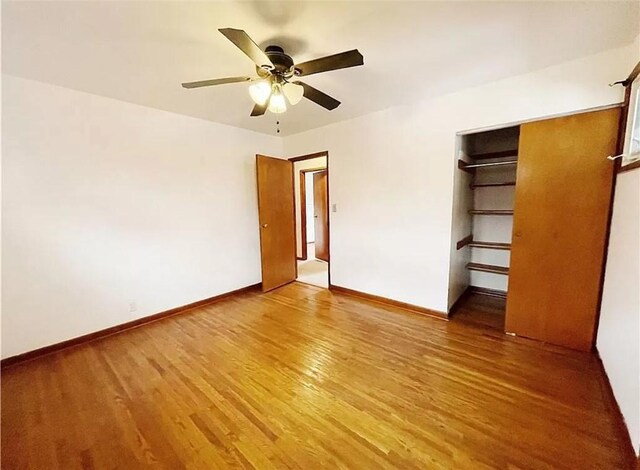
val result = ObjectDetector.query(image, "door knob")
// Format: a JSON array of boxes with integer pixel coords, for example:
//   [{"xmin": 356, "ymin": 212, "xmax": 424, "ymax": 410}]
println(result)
[
  {"xmin": 262, "ymin": 223, "xmax": 269, "ymax": 228},
  {"xmin": 314, "ymin": 215, "xmax": 318, "ymax": 218}
]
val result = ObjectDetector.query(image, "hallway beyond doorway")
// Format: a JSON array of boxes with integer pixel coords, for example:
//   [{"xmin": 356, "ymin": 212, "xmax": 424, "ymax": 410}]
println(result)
[{"xmin": 297, "ymin": 242, "xmax": 328, "ymax": 288}]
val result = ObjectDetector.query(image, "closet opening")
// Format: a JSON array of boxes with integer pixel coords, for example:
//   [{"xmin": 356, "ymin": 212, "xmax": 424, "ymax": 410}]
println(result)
[
  {"xmin": 447, "ymin": 106, "xmax": 619, "ymax": 350},
  {"xmin": 449, "ymin": 125, "xmax": 520, "ymax": 330}
]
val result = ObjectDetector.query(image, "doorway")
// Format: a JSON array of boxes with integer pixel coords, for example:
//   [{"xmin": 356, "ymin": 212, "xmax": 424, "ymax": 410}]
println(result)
[
  {"xmin": 255, "ymin": 152, "xmax": 329, "ymax": 292},
  {"xmin": 292, "ymin": 152, "xmax": 329, "ymax": 288}
]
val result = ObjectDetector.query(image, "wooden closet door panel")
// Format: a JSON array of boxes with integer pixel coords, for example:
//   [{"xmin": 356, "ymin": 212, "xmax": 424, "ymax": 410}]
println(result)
[{"xmin": 505, "ymin": 108, "xmax": 620, "ymax": 351}]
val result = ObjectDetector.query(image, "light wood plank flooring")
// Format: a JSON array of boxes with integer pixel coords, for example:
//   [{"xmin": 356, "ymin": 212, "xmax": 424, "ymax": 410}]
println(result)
[{"xmin": 1, "ymin": 282, "xmax": 632, "ymax": 469}]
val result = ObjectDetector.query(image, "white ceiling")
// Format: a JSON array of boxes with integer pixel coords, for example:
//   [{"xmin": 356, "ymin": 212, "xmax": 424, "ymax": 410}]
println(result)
[{"xmin": 3, "ymin": 1, "xmax": 638, "ymax": 136}]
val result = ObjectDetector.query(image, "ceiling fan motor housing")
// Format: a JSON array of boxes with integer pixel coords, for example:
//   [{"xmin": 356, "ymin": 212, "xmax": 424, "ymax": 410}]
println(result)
[{"xmin": 261, "ymin": 45, "xmax": 295, "ymax": 77}]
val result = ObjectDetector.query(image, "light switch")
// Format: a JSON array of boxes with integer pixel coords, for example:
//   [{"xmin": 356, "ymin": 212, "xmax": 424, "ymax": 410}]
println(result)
[{"xmin": 331, "ymin": 204, "xmax": 337, "ymax": 213}]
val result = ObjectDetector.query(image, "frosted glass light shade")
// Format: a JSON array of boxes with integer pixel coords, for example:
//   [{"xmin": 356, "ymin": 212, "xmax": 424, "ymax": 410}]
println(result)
[
  {"xmin": 268, "ymin": 91, "xmax": 287, "ymax": 114},
  {"xmin": 283, "ymin": 82, "xmax": 304, "ymax": 105},
  {"xmin": 249, "ymin": 81, "xmax": 271, "ymax": 105}
]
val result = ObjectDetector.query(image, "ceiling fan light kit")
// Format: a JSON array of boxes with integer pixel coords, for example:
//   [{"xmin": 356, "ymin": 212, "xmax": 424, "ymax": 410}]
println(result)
[
  {"xmin": 181, "ymin": 28, "xmax": 364, "ymax": 117},
  {"xmin": 283, "ymin": 82, "xmax": 304, "ymax": 105},
  {"xmin": 268, "ymin": 85, "xmax": 287, "ymax": 114},
  {"xmin": 248, "ymin": 80, "xmax": 271, "ymax": 106}
]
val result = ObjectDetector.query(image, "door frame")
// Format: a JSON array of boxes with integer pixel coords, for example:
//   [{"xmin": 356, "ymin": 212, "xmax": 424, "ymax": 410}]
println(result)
[{"xmin": 289, "ymin": 151, "xmax": 330, "ymax": 284}]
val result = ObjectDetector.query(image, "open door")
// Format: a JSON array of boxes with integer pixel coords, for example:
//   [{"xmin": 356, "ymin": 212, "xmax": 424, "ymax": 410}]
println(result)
[
  {"xmin": 313, "ymin": 170, "xmax": 329, "ymax": 262},
  {"xmin": 256, "ymin": 155, "xmax": 297, "ymax": 292}
]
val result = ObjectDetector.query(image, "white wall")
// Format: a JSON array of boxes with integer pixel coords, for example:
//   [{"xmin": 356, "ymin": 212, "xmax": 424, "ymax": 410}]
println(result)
[
  {"xmin": 597, "ymin": 169, "xmax": 640, "ymax": 455},
  {"xmin": 1, "ymin": 75, "xmax": 282, "ymax": 358},
  {"xmin": 0, "ymin": 6, "xmax": 4, "ymax": 357},
  {"xmin": 284, "ymin": 41, "xmax": 638, "ymax": 313},
  {"xmin": 292, "ymin": 156, "xmax": 326, "ymax": 258},
  {"xmin": 448, "ymin": 139, "xmax": 473, "ymax": 306}
]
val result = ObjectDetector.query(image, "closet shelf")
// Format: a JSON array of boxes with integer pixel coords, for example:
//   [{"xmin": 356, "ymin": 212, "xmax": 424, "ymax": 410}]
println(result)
[
  {"xmin": 469, "ymin": 286, "xmax": 508, "ymax": 299},
  {"xmin": 458, "ymin": 159, "xmax": 517, "ymax": 173},
  {"xmin": 468, "ymin": 241, "xmax": 511, "ymax": 250},
  {"xmin": 456, "ymin": 236, "xmax": 511, "ymax": 250},
  {"xmin": 466, "ymin": 262, "xmax": 509, "ymax": 275},
  {"xmin": 462, "ymin": 160, "xmax": 518, "ymax": 169},
  {"xmin": 470, "ymin": 182, "xmax": 516, "ymax": 189},
  {"xmin": 468, "ymin": 149, "xmax": 518, "ymax": 160},
  {"xmin": 456, "ymin": 234, "xmax": 473, "ymax": 249},
  {"xmin": 468, "ymin": 209, "xmax": 513, "ymax": 216}
]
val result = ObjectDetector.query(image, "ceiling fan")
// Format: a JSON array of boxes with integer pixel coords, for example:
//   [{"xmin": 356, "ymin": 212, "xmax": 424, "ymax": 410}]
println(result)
[{"xmin": 181, "ymin": 28, "xmax": 364, "ymax": 116}]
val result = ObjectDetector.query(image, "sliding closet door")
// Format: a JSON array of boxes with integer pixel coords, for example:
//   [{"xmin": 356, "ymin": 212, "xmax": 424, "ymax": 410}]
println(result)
[{"xmin": 505, "ymin": 108, "xmax": 620, "ymax": 351}]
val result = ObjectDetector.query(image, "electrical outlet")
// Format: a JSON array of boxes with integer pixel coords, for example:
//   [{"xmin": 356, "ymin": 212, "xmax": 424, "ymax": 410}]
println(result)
[{"xmin": 129, "ymin": 301, "xmax": 137, "ymax": 313}]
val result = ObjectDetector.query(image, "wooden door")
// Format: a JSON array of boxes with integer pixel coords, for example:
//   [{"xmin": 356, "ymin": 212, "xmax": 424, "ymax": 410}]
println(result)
[
  {"xmin": 505, "ymin": 108, "xmax": 620, "ymax": 351},
  {"xmin": 256, "ymin": 155, "xmax": 297, "ymax": 292},
  {"xmin": 313, "ymin": 171, "xmax": 329, "ymax": 262}
]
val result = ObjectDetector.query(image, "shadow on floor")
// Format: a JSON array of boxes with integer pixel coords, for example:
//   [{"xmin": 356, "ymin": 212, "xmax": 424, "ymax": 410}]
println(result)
[{"xmin": 450, "ymin": 292, "xmax": 506, "ymax": 331}]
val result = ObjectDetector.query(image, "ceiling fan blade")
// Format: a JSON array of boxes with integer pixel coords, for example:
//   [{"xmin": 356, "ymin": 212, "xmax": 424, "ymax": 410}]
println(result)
[
  {"xmin": 182, "ymin": 76, "xmax": 251, "ymax": 89},
  {"xmin": 250, "ymin": 102, "xmax": 268, "ymax": 117},
  {"xmin": 295, "ymin": 49, "xmax": 363, "ymax": 77},
  {"xmin": 294, "ymin": 81, "xmax": 341, "ymax": 110},
  {"xmin": 219, "ymin": 28, "xmax": 274, "ymax": 69}
]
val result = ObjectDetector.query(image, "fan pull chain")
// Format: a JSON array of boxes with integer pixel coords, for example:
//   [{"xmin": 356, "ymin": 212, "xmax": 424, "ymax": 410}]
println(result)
[{"xmin": 276, "ymin": 121, "xmax": 280, "ymax": 134}]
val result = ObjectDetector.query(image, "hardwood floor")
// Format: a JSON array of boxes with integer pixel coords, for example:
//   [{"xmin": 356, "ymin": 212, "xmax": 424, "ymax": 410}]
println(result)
[
  {"xmin": 451, "ymin": 292, "xmax": 506, "ymax": 331},
  {"xmin": 1, "ymin": 282, "xmax": 633, "ymax": 469}
]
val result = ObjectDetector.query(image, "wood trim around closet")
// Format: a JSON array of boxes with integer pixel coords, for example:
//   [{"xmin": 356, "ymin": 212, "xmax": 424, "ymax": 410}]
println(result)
[
  {"xmin": 624, "ymin": 60, "xmax": 640, "ymax": 86},
  {"xmin": 618, "ymin": 160, "xmax": 640, "ymax": 173},
  {"xmin": 615, "ymin": 61, "xmax": 640, "ymax": 174}
]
